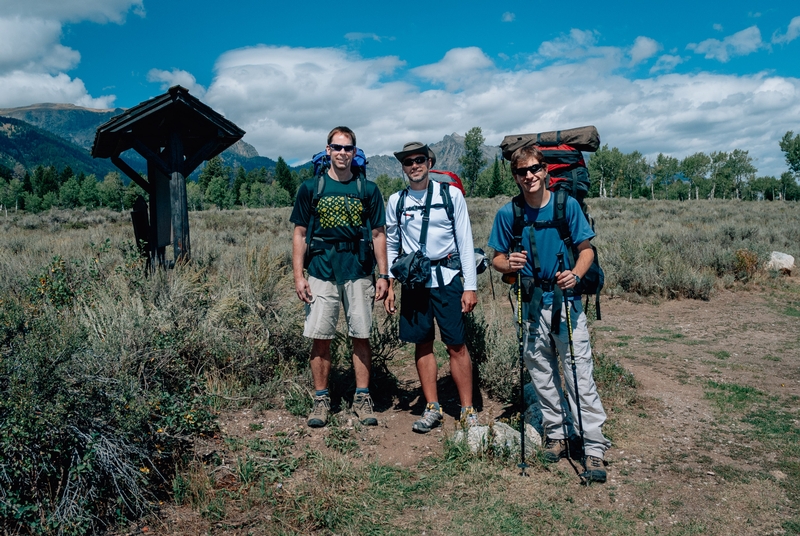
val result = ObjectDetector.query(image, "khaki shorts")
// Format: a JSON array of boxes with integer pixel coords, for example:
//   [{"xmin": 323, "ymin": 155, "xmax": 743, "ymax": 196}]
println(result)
[{"xmin": 304, "ymin": 276, "xmax": 375, "ymax": 339}]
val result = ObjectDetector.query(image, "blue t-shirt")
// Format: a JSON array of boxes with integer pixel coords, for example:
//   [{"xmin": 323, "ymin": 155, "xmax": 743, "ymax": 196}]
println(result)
[{"xmin": 488, "ymin": 194, "xmax": 594, "ymax": 302}]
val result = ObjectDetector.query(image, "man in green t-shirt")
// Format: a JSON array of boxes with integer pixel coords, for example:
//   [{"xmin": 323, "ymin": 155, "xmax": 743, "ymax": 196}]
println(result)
[{"xmin": 290, "ymin": 126, "xmax": 389, "ymax": 428}]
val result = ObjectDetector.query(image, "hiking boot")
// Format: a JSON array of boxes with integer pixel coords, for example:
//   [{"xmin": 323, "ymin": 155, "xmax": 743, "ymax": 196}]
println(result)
[
  {"xmin": 582, "ymin": 455, "xmax": 607, "ymax": 483},
  {"xmin": 460, "ymin": 406, "xmax": 479, "ymax": 428},
  {"xmin": 307, "ymin": 394, "xmax": 330, "ymax": 428},
  {"xmin": 543, "ymin": 437, "xmax": 568, "ymax": 463},
  {"xmin": 412, "ymin": 403, "xmax": 443, "ymax": 433},
  {"xmin": 353, "ymin": 392, "xmax": 378, "ymax": 426}
]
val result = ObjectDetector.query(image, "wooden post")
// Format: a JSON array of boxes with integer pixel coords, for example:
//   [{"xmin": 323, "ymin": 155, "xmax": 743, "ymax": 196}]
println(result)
[{"xmin": 169, "ymin": 131, "xmax": 190, "ymax": 262}]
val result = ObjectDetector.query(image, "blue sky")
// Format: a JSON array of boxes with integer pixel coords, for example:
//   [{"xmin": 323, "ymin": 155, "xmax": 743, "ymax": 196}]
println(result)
[{"xmin": 1, "ymin": 1, "xmax": 799, "ymax": 176}]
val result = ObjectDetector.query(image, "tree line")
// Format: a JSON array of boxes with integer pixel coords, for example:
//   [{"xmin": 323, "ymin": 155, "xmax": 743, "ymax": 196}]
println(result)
[{"xmin": 3, "ymin": 129, "xmax": 799, "ymax": 214}]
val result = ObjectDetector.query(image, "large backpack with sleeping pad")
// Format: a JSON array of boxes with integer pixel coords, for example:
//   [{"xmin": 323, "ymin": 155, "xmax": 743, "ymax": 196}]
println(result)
[
  {"xmin": 500, "ymin": 125, "xmax": 600, "ymax": 217},
  {"xmin": 500, "ymin": 126, "xmax": 603, "ymax": 319}
]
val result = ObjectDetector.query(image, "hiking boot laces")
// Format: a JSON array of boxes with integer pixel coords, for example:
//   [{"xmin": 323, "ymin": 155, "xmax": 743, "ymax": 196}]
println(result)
[
  {"xmin": 412, "ymin": 403, "xmax": 442, "ymax": 433},
  {"xmin": 353, "ymin": 393, "xmax": 378, "ymax": 426}
]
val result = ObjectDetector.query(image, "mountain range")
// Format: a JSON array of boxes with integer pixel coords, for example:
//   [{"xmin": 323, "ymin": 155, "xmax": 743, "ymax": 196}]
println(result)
[{"xmin": 0, "ymin": 103, "xmax": 500, "ymax": 181}]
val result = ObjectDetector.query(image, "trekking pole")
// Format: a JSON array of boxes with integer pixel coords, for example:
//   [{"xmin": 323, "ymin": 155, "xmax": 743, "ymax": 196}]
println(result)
[
  {"xmin": 514, "ymin": 251, "xmax": 528, "ymax": 476},
  {"xmin": 557, "ymin": 253, "xmax": 586, "ymax": 475}
]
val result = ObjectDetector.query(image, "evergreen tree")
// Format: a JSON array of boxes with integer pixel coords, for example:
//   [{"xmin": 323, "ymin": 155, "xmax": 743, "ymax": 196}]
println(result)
[
  {"xmin": 275, "ymin": 157, "xmax": 296, "ymax": 198},
  {"xmin": 487, "ymin": 157, "xmax": 504, "ymax": 198},
  {"xmin": 232, "ymin": 166, "xmax": 247, "ymax": 206},
  {"xmin": 459, "ymin": 127, "xmax": 486, "ymax": 197},
  {"xmin": 198, "ymin": 156, "xmax": 227, "ymax": 192},
  {"xmin": 59, "ymin": 165, "xmax": 74, "ymax": 184}
]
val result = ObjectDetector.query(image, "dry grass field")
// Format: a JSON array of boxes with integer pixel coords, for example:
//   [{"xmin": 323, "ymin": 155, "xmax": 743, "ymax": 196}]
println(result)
[{"xmin": 1, "ymin": 198, "xmax": 799, "ymax": 535}]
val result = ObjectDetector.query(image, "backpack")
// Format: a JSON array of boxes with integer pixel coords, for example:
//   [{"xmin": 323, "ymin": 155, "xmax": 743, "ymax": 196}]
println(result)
[
  {"xmin": 311, "ymin": 147, "xmax": 368, "ymax": 177},
  {"xmin": 304, "ymin": 150, "xmax": 372, "ymax": 269},
  {"xmin": 429, "ymin": 169, "xmax": 465, "ymax": 195},
  {"xmin": 500, "ymin": 126, "xmax": 600, "ymax": 214},
  {"xmin": 507, "ymin": 189, "xmax": 604, "ymax": 321}
]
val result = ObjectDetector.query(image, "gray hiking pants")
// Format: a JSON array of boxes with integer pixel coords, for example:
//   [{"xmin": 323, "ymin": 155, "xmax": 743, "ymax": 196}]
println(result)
[{"xmin": 523, "ymin": 301, "xmax": 611, "ymax": 459}]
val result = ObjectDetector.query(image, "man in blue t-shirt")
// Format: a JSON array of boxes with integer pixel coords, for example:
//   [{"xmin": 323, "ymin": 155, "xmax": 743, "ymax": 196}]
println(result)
[
  {"xmin": 488, "ymin": 145, "xmax": 610, "ymax": 483},
  {"xmin": 291, "ymin": 126, "xmax": 389, "ymax": 429}
]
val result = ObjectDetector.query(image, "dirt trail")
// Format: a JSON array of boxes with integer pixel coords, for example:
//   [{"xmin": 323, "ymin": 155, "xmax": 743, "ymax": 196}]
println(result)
[{"xmin": 168, "ymin": 283, "xmax": 800, "ymax": 534}]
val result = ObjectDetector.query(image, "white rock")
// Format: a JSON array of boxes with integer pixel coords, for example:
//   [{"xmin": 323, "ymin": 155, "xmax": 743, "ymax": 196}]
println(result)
[
  {"xmin": 766, "ymin": 251, "xmax": 795, "ymax": 273},
  {"xmin": 451, "ymin": 422, "xmax": 541, "ymax": 456}
]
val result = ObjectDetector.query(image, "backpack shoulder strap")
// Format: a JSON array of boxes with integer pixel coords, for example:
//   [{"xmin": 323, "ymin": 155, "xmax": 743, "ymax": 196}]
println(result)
[
  {"xmin": 311, "ymin": 173, "xmax": 326, "ymax": 208},
  {"xmin": 440, "ymin": 182, "xmax": 455, "ymax": 223},
  {"xmin": 306, "ymin": 174, "xmax": 327, "ymax": 247},
  {"xmin": 552, "ymin": 189, "xmax": 577, "ymax": 270},
  {"xmin": 439, "ymin": 181, "xmax": 459, "ymax": 254}
]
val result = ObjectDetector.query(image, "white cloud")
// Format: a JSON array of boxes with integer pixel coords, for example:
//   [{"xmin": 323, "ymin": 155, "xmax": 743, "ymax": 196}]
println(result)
[
  {"xmin": 0, "ymin": 71, "xmax": 114, "ymax": 108},
  {"xmin": 687, "ymin": 25, "xmax": 764, "ymax": 62},
  {"xmin": 1, "ymin": 0, "xmax": 144, "ymax": 23},
  {"xmin": 0, "ymin": 1, "xmax": 142, "ymax": 108},
  {"xmin": 411, "ymin": 47, "xmax": 494, "ymax": 90},
  {"xmin": 538, "ymin": 29, "xmax": 600, "ymax": 58},
  {"xmin": 345, "ymin": 32, "xmax": 383, "ymax": 42},
  {"xmin": 198, "ymin": 40, "xmax": 799, "ymax": 177},
  {"xmin": 772, "ymin": 16, "xmax": 800, "ymax": 44},
  {"xmin": 147, "ymin": 68, "xmax": 206, "ymax": 97},
  {"xmin": 713, "ymin": 23, "xmax": 723, "ymax": 32},
  {"xmin": 650, "ymin": 54, "xmax": 684, "ymax": 74},
  {"xmin": 0, "ymin": 17, "xmax": 79, "ymax": 73},
  {"xmin": 502, "ymin": 12, "xmax": 515, "ymax": 23},
  {"xmin": 629, "ymin": 36, "xmax": 661, "ymax": 66}
]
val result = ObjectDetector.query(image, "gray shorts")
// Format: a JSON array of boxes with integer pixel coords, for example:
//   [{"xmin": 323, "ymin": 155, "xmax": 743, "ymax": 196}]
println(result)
[{"xmin": 304, "ymin": 275, "xmax": 375, "ymax": 339}]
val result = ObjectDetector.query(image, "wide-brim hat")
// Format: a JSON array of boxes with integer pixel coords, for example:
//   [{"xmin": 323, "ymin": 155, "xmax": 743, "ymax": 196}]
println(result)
[{"xmin": 394, "ymin": 141, "xmax": 437, "ymax": 167}]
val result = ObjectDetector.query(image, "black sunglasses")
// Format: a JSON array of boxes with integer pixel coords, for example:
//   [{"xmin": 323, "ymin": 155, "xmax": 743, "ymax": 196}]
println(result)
[
  {"xmin": 329, "ymin": 143, "xmax": 355, "ymax": 153},
  {"xmin": 512, "ymin": 163, "xmax": 547, "ymax": 176},
  {"xmin": 402, "ymin": 155, "xmax": 428, "ymax": 167}
]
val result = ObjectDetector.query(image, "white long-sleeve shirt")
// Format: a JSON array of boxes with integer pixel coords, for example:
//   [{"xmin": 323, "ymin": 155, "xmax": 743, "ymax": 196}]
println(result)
[{"xmin": 386, "ymin": 182, "xmax": 477, "ymax": 291}]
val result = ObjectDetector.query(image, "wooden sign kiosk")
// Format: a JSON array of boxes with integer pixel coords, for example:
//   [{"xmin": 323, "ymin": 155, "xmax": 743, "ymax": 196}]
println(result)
[{"xmin": 91, "ymin": 85, "xmax": 244, "ymax": 266}]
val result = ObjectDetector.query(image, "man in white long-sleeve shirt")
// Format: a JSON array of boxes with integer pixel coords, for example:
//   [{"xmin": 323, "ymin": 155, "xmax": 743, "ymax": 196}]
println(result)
[{"xmin": 384, "ymin": 141, "xmax": 479, "ymax": 433}]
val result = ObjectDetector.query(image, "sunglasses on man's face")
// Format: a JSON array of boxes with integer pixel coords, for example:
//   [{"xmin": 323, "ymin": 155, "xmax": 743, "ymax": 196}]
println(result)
[
  {"xmin": 402, "ymin": 155, "xmax": 428, "ymax": 167},
  {"xmin": 329, "ymin": 143, "xmax": 355, "ymax": 153},
  {"xmin": 512, "ymin": 163, "xmax": 547, "ymax": 176}
]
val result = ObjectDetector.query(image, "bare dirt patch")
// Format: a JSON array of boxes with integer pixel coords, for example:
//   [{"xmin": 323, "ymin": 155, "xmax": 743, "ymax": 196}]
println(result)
[{"xmin": 151, "ymin": 281, "xmax": 800, "ymax": 534}]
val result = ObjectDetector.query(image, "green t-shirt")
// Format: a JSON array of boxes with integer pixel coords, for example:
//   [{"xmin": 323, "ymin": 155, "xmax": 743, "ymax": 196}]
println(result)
[{"xmin": 290, "ymin": 173, "xmax": 386, "ymax": 283}]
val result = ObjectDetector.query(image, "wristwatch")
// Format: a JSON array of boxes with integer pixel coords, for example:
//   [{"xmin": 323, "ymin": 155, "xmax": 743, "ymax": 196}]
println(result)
[
  {"xmin": 574, "ymin": 274, "xmax": 581, "ymax": 285},
  {"xmin": 377, "ymin": 274, "xmax": 390, "ymax": 280}
]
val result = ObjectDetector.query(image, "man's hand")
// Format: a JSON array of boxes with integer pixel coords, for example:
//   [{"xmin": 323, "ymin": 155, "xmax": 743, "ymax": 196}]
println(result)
[
  {"xmin": 555, "ymin": 269, "xmax": 577, "ymax": 291},
  {"xmin": 461, "ymin": 290, "xmax": 477, "ymax": 313},
  {"xmin": 295, "ymin": 277, "xmax": 313, "ymax": 303},
  {"xmin": 384, "ymin": 284, "xmax": 397, "ymax": 315},
  {"xmin": 507, "ymin": 251, "xmax": 528, "ymax": 272},
  {"xmin": 375, "ymin": 278, "xmax": 389, "ymax": 301},
  {"xmin": 493, "ymin": 250, "xmax": 528, "ymax": 273}
]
